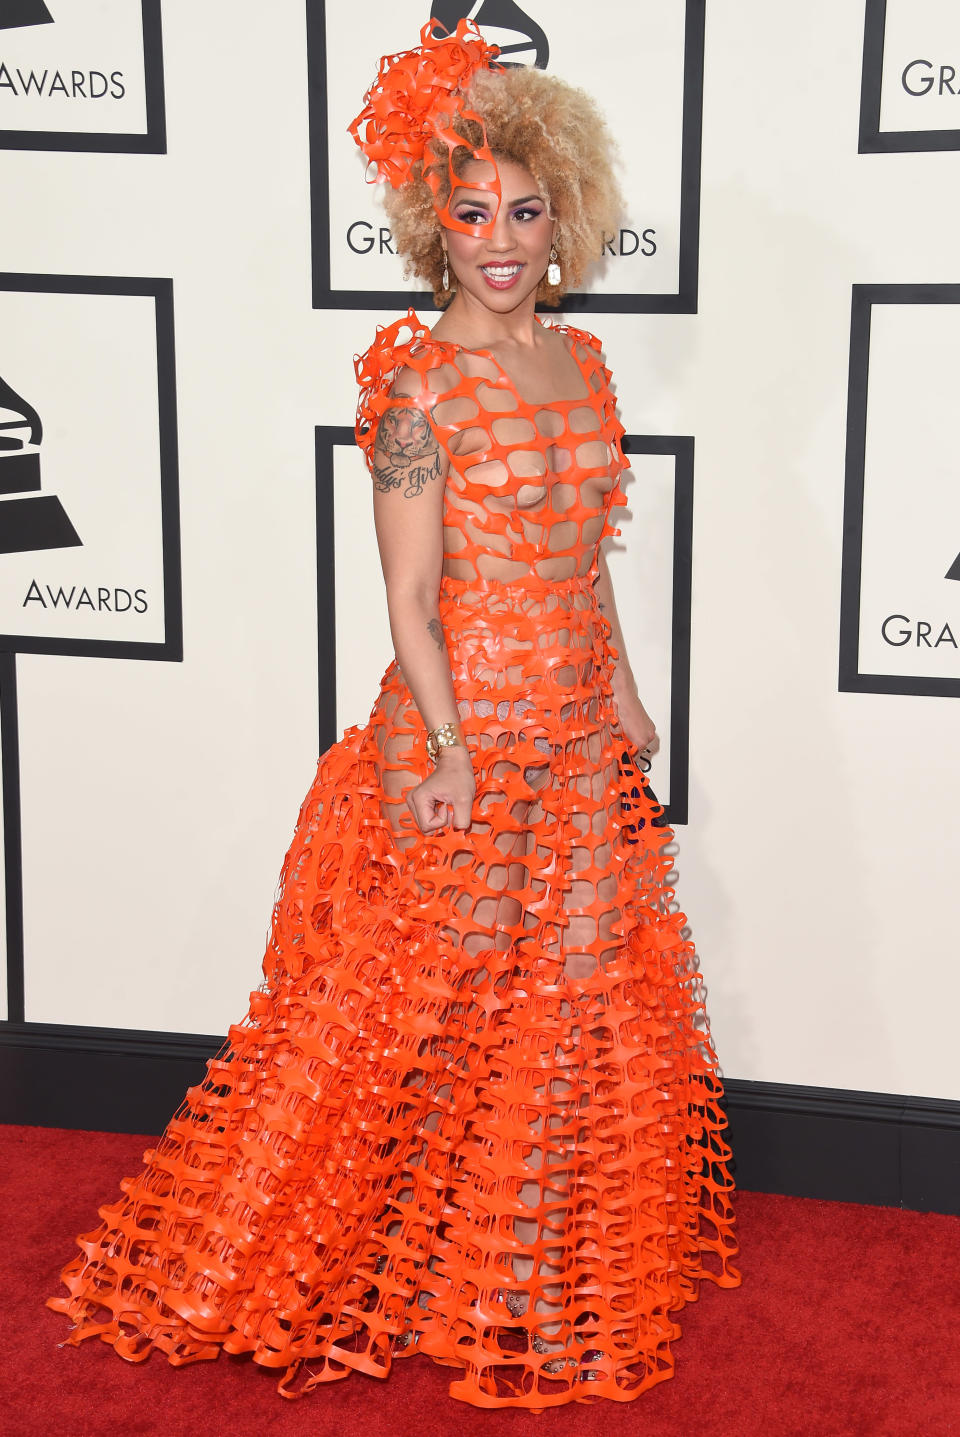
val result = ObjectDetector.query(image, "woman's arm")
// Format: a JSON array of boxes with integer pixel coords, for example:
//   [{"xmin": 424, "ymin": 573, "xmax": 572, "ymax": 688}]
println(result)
[
  {"xmin": 594, "ymin": 545, "xmax": 659, "ymax": 755},
  {"xmin": 369, "ymin": 384, "xmax": 475, "ymax": 830}
]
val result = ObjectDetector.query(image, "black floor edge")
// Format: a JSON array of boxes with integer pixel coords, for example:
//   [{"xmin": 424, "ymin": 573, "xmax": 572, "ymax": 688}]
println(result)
[{"xmin": 1, "ymin": 1023, "xmax": 957, "ymax": 1216}]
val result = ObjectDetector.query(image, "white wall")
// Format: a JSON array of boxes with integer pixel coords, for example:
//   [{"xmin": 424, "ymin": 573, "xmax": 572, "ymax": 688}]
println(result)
[{"xmin": 3, "ymin": 1, "xmax": 958, "ymax": 1099}]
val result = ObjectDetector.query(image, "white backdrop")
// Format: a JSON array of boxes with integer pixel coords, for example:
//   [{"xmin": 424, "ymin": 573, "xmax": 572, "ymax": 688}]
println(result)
[{"xmin": 2, "ymin": 0, "xmax": 959, "ymax": 1103}]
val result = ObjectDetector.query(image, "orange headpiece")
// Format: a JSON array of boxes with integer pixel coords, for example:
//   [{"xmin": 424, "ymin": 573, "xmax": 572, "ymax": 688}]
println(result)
[{"xmin": 347, "ymin": 19, "xmax": 503, "ymax": 236}]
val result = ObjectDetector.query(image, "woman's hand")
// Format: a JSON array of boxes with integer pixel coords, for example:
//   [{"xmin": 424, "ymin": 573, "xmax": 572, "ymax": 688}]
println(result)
[
  {"xmin": 613, "ymin": 688, "xmax": 660, "ymax": 758},
  {"xmin": 407, "ymin": 747, "xmax": 476, "ymax": 833}
]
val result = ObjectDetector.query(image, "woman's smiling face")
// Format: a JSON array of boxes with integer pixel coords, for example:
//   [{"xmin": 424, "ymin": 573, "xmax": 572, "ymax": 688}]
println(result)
[{"xmin": 442, "ymin": 155, "xmax": 556, "ymax": 312}]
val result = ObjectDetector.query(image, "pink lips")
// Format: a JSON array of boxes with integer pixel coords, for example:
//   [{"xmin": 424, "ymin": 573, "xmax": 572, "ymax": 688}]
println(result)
[{"xmin": 480, "ymin": 264, "xmax": 524, "ymax": 290}]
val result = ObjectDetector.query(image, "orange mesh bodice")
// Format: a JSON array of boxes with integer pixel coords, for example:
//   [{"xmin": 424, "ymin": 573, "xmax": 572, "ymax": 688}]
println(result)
[
  {"xmin": 48, "ymin": 312, "xmax": 741, "ymax": 1413},
  {"xmin": 355, "ymin": 309, "xmax": 627, "ymax": 586}
]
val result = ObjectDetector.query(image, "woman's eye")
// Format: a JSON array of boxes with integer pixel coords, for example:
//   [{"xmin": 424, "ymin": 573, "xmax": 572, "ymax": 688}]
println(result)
[
  {"xmin": 512, "ymin": 207, "xmax": 543, "ymax": 223},
  {"xmin": 455, "ymin": 209, "xmax": 489, "ymax": 225}
]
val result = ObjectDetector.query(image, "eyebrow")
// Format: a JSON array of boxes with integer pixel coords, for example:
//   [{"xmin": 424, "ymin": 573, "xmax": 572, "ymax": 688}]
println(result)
[{"xmin": 452, "ymin": 193, "xmax": 544, "ymax": 209}]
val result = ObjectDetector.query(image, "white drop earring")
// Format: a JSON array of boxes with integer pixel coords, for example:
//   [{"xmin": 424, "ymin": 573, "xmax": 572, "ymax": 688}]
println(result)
[
  {"xmin": 547, "ymin": 244, "xmax": 561, "ymax": 286},
  {"xmin": 442, "ymin": 253, "xmax": 450, "ymax": 290}
]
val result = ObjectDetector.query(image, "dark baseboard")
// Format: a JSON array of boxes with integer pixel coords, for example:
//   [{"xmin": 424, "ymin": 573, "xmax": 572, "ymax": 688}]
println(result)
[
  {"xmin": 721, "ymin": 1076, "xmax": 960, "ymax": 1216},
  {"xmin": 1, "ymin": 1022, "xmax": 958, "ymax": 1216},
  {"xmin": 0, "ymin": 1022, "xmax": 220, "ymax": 1137}
]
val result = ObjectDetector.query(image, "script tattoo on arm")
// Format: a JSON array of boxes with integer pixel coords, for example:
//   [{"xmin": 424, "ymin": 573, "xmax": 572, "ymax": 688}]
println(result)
[{"xmin": 373, "ymin": 405, "xmax": 442, "ymax": 497}]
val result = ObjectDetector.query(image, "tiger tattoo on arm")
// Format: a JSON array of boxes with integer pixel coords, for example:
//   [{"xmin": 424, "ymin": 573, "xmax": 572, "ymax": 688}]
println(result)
[{"xmin": 372, "ymin": 405, "xmax": 442, "ymax": 497}]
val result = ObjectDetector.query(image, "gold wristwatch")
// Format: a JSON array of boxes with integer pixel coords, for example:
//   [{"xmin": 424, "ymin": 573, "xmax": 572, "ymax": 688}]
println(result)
[{"xmin": 425, "ymin": 720, "xmax": 464, "ymax": 764}]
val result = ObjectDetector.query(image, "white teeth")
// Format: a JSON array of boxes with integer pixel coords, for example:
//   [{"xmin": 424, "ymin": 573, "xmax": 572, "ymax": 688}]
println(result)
[{"xmin": 482, "ymin": 264, "xmax": 522, "ymax": 276}]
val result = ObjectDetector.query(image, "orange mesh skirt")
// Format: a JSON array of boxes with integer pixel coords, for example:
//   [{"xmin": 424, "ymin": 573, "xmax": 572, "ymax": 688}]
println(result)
[{"xmin": 47, "ymin": 573, "xmax": 742, "ymax": 1410}]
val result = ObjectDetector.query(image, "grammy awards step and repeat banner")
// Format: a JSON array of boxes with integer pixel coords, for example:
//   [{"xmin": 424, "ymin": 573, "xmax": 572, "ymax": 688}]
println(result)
[
  {"xmin": 839, "ymin": 285, "xmax": 960, "ymax": 698},
  {"xmin": 0, "ymin": 0, "xmax": 164, "ymax": 149},
  {"xmin": 2, "ymin": 0, "xmax": 960, "ymax": 1179},
  {"xmin": 0, "ymin": 277, "xmax": 179, "ymax": 658},
  {"xmin": 315, "ymin": 1, "xmax": 695, "ymax": 307}
]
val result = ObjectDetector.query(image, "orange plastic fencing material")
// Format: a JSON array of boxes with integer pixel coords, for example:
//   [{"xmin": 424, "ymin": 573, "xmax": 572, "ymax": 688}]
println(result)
[
  {"xmin": 347, "ymin": 19, "xmax": 503, "ymax": 236},
  {"xmin": 47, "ymin": 311, "xmax": 742, "ymax": 1411}
]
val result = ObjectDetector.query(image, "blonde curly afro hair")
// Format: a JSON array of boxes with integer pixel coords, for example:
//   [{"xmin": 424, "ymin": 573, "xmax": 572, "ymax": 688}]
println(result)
[{"xmin": 382, "ymin": 64, "xmax": 624, "ymax": 307}]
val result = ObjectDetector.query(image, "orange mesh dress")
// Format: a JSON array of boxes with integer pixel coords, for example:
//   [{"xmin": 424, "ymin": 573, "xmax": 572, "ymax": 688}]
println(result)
[{"xmin": 47, "ymin": 310, "xmax": 741, "ymax": 1411}]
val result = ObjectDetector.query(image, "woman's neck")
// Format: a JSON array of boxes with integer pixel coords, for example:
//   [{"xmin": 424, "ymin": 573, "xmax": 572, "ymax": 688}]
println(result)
[{"xmin": 432, "ymin": 287, "xmax": 542, "ymax": 352}]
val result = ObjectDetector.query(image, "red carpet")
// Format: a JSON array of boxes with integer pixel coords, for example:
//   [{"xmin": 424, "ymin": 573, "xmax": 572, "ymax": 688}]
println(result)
[{"xmin": 3, "ymin": 1123, "xmax": 959, "ymax": 1437}]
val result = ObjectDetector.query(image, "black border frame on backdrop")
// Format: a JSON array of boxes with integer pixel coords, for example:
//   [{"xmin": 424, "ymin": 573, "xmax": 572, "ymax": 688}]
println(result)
[
  {"xmin": 0, "ymin": 0, "xmax": 166, "ymax": 155},
  {"xmin": 0, "ymin": 272, "xmax": 182, "ymax": 1027},
  {"xmin": 0, "ymin": 272, "xmax": 183, "ymax": 663},
  {"xmin": 314, "ymin": 427, "xmax": 694, "ymax": 825},
  {"xmin": 860, "ymin": 0, "xmax": 960, "ymax": 154},
  {"xmin": 839, "ymin": 282, "xmax": 960, "ymax": 699},
  {"xmin": 307, "ymin": 0, "xmax": 706, "ymax": 314}
]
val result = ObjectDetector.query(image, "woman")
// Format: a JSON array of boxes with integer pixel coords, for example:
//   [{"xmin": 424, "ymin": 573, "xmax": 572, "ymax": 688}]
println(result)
[{"xmin": 48, "ymin": 21, "xmax": 741, "ymax": 1412}]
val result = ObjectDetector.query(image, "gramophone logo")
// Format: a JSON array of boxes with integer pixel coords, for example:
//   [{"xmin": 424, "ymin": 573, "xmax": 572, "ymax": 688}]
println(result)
[
  {"xmin": 1, "ymin": 1, "xmax": 53, "ymax": 29},
  {"xmin": 0, "ymin": 372, "xmax": 80, "ymax": 555},
  {"xmin": 429, "ymin": 1, "xmax": 549, "ymax": 68}
]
